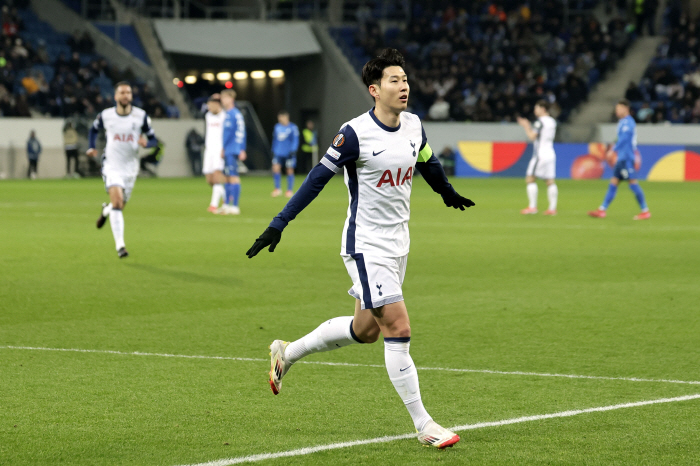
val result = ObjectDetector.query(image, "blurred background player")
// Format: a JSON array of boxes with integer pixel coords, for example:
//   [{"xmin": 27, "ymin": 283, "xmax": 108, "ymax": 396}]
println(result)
[
  {"xmin": 589, "ymin": 99, "xmax": 650, "ymax": 220},
  {"xmin": 270, "ymin": 110, "xmax": 300, "ymax": 197},
  {"xmin": 220, "ymin": 89, "xmax": 246, "ymax": 215},
  {"xmin": 202, "ymin": 94, "xmax": 225, "ymax": 213},
  {"xmin": 517, "ymin": 100, "xmax": 558, "ymax": 215},
  {"xmin": 298, "ymin": 119, "xmax": 317, "ymax": 174},
  {"xmin": 247, "ymin": 48, "xmax": 474, "ymax": 450},
  {"xmin": 90, "ymin": 82, "xmax": 157, "ymax": 258}
]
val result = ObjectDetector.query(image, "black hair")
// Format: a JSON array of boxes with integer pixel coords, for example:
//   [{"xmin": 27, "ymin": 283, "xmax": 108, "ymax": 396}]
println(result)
[
  {"xmin": 114, "ymin": 81, "xmax": 131, "ymax": 90},
  {"xmin": 535, "ymin": 99, "xmax": 550, "ymax": 111},
  {"xmin": 361, "ymin": 48, "xmax": 406, "ymax": 88}
]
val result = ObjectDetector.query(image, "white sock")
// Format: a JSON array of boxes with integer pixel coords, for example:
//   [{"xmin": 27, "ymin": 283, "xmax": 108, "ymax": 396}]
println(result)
[
  {"xmin": 102, "ymin": 203, "xmax": 112, "ymax": 217},
  {"xmin": 109, "ymin": 209, "xmax": 125, "ymax": 251},
  {"xmin": 547, "ymin": 184, "xmax": 558, "ymax": 211},
  {"xmin": 285, "ymin": 316, "xmax": 360, "ymax": 364},
  {"xmin": 527, "ymin": 182, "xmax": 538, "ymax": 209},
  {"xmin": 384, "ymin": 338, "xmax": 432, "ymax": 432},
  {"xmin": 215, "ymin": 184, "xmax": 225, "ymax": 207},
  {"xmin": 210, "ymin": 185, "xmax": 218, "ymax": 207}
]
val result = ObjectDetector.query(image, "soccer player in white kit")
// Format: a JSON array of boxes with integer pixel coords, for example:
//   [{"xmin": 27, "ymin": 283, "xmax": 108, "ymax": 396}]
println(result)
[
  {"xmin": 89, "ymin": 82, "xmax": 156, "ymax": 258},
  {"xmin": 517, "ymin": 100, "xmax": 558, "ymax": 215},
  {"xmin": 202, "ymin": 94, "xmax": 226, "ymax": 213},
  {"xmin": 247, "ymin": 49, "xmax": 475, "ymax": 449}
]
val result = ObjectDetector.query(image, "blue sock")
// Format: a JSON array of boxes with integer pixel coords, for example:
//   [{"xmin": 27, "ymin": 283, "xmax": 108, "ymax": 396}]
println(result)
[
  {"xmin": 232, "ymin": 183, "xmax": 241, "ymax": 206},
  {"xmin": 273, "ymin": 173, "xmax": 281, "ymax": 190},
  {"xmin": 601, "ymin": 183, "xmax": 618, "ymax": 209},
  {"xmin": 224, "ymin": 183, "xmax": 233, "ymax": 205},
  {"xmin": 287, "ymin": 174, "xmax": 294, "ymax": 192},
  {"xmin": 629, "ymin": 183, "xmax": 648, "ymax": 210}
]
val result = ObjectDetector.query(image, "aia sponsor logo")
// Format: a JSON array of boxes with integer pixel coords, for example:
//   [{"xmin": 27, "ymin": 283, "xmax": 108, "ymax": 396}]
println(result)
[
  {"xmin": 113, "ymin": 133, "xmax": 135, "ymax": 142},
  {"xmin": 377, "ymin": 166, "xmax": 413, "ymax": 187}
]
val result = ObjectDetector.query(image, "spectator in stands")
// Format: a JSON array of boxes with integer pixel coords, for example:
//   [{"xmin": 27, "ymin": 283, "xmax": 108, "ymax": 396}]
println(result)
[
  {"xmin": 625, "ymin": 81, "xmax": 645, "ymax": 101},
  {"xmin": 166, "ymin": 99, "xmax": 179, "ymax": 118},
  {"xmin": 26, "ymin": 130, "xmax": 41, "ymax": 179}
]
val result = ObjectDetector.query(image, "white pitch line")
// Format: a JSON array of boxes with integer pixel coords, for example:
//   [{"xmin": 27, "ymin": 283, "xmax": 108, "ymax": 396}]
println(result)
[
  {"xmin": 2, "ymin": 345, "xmax": 700, "ymax": 386},
  {"xmin": 176, "ymin": 394, "xmax": 700, "ymax": 466}
]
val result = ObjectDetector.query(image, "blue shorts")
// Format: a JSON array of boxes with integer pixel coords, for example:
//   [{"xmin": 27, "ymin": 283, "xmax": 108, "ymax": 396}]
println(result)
[
  {"xmin": 224, "ymin": 154, "xmax": 239, "ymax": 176},
  {"xmin": 613, "ymin": 159, "xmax": 637, "ymax": 181},
  {"xmin": 272, "ymin": 155, "xmax": 296, "ymax": 170}
]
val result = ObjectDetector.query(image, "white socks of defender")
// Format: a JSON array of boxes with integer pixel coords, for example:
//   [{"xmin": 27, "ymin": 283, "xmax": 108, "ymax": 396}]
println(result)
[
  {"xmin": 547, "ymin": 184, "xmax": 558, "ymax": 211},
  {"xmin": 210, "ymin": 184, "xmax": 225, "ymax": 207},
  {"xmin": 527, "ymin": 182, "xmax": 538, "ymax": 209},
  {"xmin": 102, "ymin": 203, "xmax": 112, "ymax": 217},
  {"xmin": 285, "ymin": 316, "xmax": 360, "ymax": 364},
  {"xmin": 109, "ymin": 209, "xmax": 125, "ymax": 251},
  {"xmin": 385, "ymin": 338, "xmax": 432, "ymax": 432}
]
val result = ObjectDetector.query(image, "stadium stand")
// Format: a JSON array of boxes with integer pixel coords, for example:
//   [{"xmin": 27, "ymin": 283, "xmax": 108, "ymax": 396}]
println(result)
[
  {"xmin": 0, "ymin": 0, "xmax": 172, "ymax": 118},
  {"xmin": 625, "ymin": 4, "xmax": 700, "ymax": 124},
  {"xmin": 330, "ymin": 0, "xmax": 634, "ymax": 123}
]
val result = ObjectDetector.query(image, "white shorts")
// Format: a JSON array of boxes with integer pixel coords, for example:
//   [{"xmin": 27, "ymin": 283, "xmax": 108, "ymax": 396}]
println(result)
[
  {"xmin": 342, "ymin": 254, "xmax": 407, "ymax": 310},
  {"xmin": 103, "ymin": 171, "xmax": 136, "ymax": 202},
  {"xmin": 202, "ymin": 150, "xmax": 224, "ymax": 175},
  {"xmin": 526, "ymin": 157, "xmax": 556, "ymax": 180}
]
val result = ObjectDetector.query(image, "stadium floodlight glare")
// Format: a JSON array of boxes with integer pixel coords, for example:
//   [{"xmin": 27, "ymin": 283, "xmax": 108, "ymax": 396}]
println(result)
[
  {"xmin": 233, "ymin": 71, "xmax": 248, "ymax": 80},
  {"xmin": 216, "ymin": 72, "xmax": 232, "ymax": 81},
  {"xmin": 201, "ymin": 72, "xmax": 215, "ymax": 81},
  {"xmin": 268, "ymin": 70, "xmax": 285, "ymax": 78},
  {"xmin": 250, "ymin": 70, "xmax": 266, "ymax": 79},
  {"xmin": 184, "ymin": 75, "xmax": 197, "ymax": 84},
  {"xmin": 172, "ymin": 78, "xmax": 180, "ymax": 85}
]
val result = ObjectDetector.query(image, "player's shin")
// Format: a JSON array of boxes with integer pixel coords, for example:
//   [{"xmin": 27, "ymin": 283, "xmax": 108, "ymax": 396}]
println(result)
[
  {"xmin": 547, "ymin": 184, "xmax": 558, "ymax": 211},
  {"xmin": 629, "ymin": 183, "xmax": 648, "ymax": 211},
  {"xmin": 601, "ymin": 183, "xmax": 618, "ymax": 209},
  {"xmin": 384, "ymin": 337, "xmax": 432, "ymax": 431},
  {"xmin": 285, "ymin": 316, "xmax": 361, "ymax": 364},
  {"xmin": 527, "ymin": 183, "xmax": 538, "ymax": 209},
  {"xmin": 109, "ymin": 209, "xmax": 125, "ymax": 250}
]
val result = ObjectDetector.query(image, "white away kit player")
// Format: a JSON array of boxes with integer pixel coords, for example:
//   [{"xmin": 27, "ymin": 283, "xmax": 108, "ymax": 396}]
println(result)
[
  {"xmin": 247, "ymin": 49, "xmax": 475, "ymax": 449},
  {"xmin": 89, "ymin": 81, "xmax": 157, "ymax": 258},
  {"xmin": 203, "ymin": 93, "xmax": 226, "ymax": 213},
  {"xmin": 517, "ymin": 99, "xmax": 558, "ymax": 215}
]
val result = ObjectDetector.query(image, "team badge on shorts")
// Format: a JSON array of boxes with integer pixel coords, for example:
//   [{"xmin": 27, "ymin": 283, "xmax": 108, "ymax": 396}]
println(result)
[{"xmin": 333, "ymin": 134, "xmax": 345, "ymax": 147}]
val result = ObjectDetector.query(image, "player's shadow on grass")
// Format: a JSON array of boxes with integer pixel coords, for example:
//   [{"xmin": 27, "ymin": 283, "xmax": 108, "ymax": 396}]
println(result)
[{"xmin": 124, "ymin": 263, "xmax": 238, "ymax": 287}]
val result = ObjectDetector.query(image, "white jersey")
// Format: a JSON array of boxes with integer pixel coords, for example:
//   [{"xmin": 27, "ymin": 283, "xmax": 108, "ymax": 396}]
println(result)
[
  {"xmin": 320, "ymin": 110, "xmax": 430, "ymax": 257},
  {"xmin": 92, "ymin": 106, "xmax": 154, "ymax": 176},
  {"xmin": 204, "ymin": 110, "xmax": 225, "ymax": 159},
  {"xmin": 532, "ymin": 115, "xmax": 556, "ymax": 161}
]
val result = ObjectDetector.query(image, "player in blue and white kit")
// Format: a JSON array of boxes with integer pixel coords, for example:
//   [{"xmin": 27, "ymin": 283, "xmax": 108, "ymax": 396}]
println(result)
[
  {"xmin": 89, "ymin": 82, "xmax": 157, "ymax": 258},
  {"xmin": 589, "ymin": 99, "xmax": 651, "ymax": 220},
  {"xmin": 270, "ymin": 110, "xmax": 300, "ymax": 198},
  {"xmin": 220, "ymin": 89, "xmax": 246, "ymax": 215},
  {"xmin": 247, "ymin": 49, "xmax": 475, "ymax": 449}
]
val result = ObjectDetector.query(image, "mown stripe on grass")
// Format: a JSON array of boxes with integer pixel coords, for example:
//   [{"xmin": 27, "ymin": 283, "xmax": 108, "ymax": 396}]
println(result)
[
  {"xmin": 175, "ymin": 394, "xmax": 700, "ymax": 466},
  {"xmin": 2, "ymin": 345, "xmax": 699, "ymax": 386}
]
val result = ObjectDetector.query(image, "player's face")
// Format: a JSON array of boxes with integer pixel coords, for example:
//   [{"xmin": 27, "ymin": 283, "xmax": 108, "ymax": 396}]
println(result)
[
  {"xmin": 221, "ymin": 95, "xmax": 233, "ymax": 108},
  {"xmin": 375, "ymin": 66, "xmax": 409, "ymax": 113},
  {"xmin": 534, "ymin": 105, "xmax": 545, "ymax": 117},
  {"xmin": 278, "ymin": 114, "xmax": 289, "ymax": 125},
  {"xmin": 207, "ymin": 101, "xmax": 221, "ymax": 113},
  {"xmin": 114, "ymin": 85, "xmax": 132, "ymax": 108},
  {"xmin": 615, "ymin": 104, "xmax": 629, "ymax": 119}
]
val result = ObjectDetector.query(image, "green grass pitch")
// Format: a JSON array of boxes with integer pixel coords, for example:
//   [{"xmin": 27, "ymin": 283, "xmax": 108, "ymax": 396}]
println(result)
[{"xmin": 1, "ymin": 176, "xmax": 699, "ymax": 465}]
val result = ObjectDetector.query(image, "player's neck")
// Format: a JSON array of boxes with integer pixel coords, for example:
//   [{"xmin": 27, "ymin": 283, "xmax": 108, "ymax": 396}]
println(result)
[
  {"xmin": 373, "ymin": 105, "xmax": 401, "ymax": 128},
  {"xmin": 116, "ymin": 104, "xmax": 132, "ymax": 115}
]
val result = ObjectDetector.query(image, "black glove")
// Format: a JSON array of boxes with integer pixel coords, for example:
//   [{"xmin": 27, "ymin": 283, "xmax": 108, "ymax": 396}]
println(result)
[
  {"xmin": 441, "ymin": 191, "xmax": 476, "ymax": 211},
  {"xmin": 246, "ymin": 227, "xmax": 282, "ymax": 258}
]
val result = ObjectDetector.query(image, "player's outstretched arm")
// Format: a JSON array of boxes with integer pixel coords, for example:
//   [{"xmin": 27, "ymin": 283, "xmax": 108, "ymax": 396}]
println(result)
[
  {"xmin": 246, "ymin": 162, "xmax": 336, "ymax": 258},
  {"xmin": 416, "ymin": 154, "xmax": 475, "ymax": 211}
]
